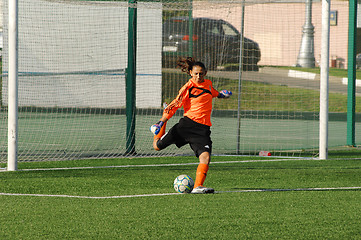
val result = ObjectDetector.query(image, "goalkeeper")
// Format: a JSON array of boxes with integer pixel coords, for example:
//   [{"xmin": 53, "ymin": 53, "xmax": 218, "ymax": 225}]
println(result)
[{"xmin": 150, "ymin": 57, "xmax": 232, "ymax": 194}]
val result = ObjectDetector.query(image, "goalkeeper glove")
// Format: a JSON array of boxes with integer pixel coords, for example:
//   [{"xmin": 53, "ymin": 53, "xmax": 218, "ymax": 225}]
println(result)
[
  {"xmin": 150, "ymin": 121, "xmax": 164, "ymax": 135},
  {"xmin": 218, "ymin": 90, "xmax": 232, "ymax": 98}
]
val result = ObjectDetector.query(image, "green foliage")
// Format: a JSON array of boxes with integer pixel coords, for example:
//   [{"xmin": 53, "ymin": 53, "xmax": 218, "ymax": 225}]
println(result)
[{"xmin": 0, "ymin": 156, "xmax": 361, "ymax": 239}]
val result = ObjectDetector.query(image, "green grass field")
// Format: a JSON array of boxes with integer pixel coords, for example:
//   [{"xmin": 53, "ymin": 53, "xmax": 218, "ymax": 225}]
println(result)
[
  {"xmin": 1, "ymin": 65, "xmax": 361, "ymax": 238},
  {"xmin": 1, "ymin": 156, "xmax": 361, "ymax": 239}
]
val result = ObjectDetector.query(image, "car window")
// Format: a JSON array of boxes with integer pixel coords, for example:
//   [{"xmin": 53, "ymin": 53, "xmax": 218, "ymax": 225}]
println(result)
[
  {"xmin": 209, "ymin": 25, "xmax": 221, "ymax": 34},
  {"xmin": 198, "ymin": 20, "xmax": 220, "ymax": 35},
  {"xmin": 163, "ymin": 20, "xmax": 188, "ymax": 35},
  {"xmin": 222, "ymin": 23, "xmax": 238, "ymax": 36},
  {"xmin": 203, "ymin": 22, "xmax": 221, "ymax": 35}
]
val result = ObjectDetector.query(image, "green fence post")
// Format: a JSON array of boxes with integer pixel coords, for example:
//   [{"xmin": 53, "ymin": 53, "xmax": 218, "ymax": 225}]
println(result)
[
  {"xmin": 126, "ymin": 0, "xmax": 137, "ymax": 154},
  {"xmin": 347, "ymin": 0, "xmax": 358, "ymax": 146},
  {"xmin": 188, "ymin": 0, "xmax": 193, "ymax": 57}
]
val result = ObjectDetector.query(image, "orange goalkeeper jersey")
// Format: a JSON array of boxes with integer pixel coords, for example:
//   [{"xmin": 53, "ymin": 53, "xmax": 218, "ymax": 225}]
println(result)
[{"xmin": 163, "ymin": 78, "xmax": 219, "ymax": 126}]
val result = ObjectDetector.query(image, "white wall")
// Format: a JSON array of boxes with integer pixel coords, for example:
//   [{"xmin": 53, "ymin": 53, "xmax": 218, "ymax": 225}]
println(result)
[
  {"xmin": 2, "ymin": 0, "xmax": 162, "ymax": 108},
  {"xmin": 357, "ymin": 0, "xmax": 361, "ymax": 28}
]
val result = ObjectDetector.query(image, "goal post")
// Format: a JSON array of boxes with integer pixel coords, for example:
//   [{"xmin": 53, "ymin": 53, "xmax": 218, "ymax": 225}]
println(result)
[
  {"xmin": 319, "ymin": 0, "xmax": 330, "ymax": 160},
  {"xmin": 7, "ymin": 0, "xmax": 18, "ymax": 171},
  {"xmin": 2, "ymin": 0, "xmax": 357, "ymax": 167}
]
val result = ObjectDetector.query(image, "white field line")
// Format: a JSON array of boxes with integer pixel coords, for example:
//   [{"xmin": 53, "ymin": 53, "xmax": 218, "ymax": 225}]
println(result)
[
  {"xmin": 5, "ymin": 158, "xmax": 317, "ymax": 172},
  {"xmin": 0, "ymin": 192, "xmax": 179, "ymax": 199},
  {"xmin": 216, "ymin": 186, "xmax": 361, "ymax": 193},
  {"xmin": 0, "ymin": 186, "xmax": 360, "ymax": 199}
]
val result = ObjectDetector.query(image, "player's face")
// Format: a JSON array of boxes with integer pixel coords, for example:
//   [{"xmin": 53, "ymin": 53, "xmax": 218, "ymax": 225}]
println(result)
[{"xmin": 190, "ymin": 66, "xmax": 207, "ymax": 83}]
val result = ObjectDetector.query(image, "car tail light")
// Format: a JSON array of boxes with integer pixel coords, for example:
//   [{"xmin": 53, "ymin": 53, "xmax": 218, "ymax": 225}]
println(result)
[{"xmin": 182, "ymin": 35, "xmax": 198, "ymax": 41}]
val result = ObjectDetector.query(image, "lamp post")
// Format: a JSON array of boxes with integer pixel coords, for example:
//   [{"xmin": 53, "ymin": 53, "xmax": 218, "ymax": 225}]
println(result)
[{"xmin": 296, "ymin": 0, "xmax": 315, "ymax": 68}]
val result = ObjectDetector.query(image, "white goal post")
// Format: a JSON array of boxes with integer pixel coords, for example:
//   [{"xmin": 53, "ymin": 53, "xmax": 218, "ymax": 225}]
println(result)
[
  {"xmin": 4, "ymin": 0, "xmax": 340, "ymax": 170},
  {"xmin": 319, "ymin": 0, "xmax": 330, "ymax": 160},
  {"xmin": 7, "ymin": 0, "xmax": 18, "ymax": 171}
]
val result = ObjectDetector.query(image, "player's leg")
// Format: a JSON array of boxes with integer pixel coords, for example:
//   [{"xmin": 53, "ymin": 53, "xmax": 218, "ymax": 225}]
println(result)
[
  {"xmin": 191, "ymin": 149, "xmax": 215, "ymax": 194},
  {"xmin": 192, "ymin": 162, "xmax": 214, "ymax": 193},
  {"xmin": 194, "ymin": 151, "xmax": 211, "ymax": 188},
  {"xmin": 153, "ymin": 122, "xmax": 187, "ymax": 151},
  {"xmin": 175, "ymin": 117, "xmax": 214, "ymax": 193}
]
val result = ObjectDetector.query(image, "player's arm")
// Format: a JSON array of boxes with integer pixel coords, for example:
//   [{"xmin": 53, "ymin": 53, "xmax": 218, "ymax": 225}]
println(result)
[
  {"xmin": 163, "ymin": 82, "xmax": 189, "ymax": 119},
  {"xmin": 150, "ymin": 100, "xmax": 182, "ymax": 135},
  {"xmin": 150, "ymin": 82, "xmax": 189, "ymax": 135}
]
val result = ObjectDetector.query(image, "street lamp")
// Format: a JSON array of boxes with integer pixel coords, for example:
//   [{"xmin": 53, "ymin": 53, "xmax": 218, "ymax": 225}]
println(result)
[{"xmin": 296, "ymin": 0, "xmax": 315, "ymax": 68}]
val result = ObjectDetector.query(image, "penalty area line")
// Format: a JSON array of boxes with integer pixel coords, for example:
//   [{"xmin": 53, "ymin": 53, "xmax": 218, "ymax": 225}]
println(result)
[
  {"xmin": 13, "ymin": 158, "xmax": 315, "ymax": 172},
  {"xmin": 0, "ymin": 186, "xmax": 360, "ymax": 199}
]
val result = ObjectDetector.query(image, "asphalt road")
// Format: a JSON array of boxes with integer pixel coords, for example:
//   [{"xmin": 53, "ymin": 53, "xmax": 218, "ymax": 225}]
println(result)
[{"xmin": 207, "ymin": 67, "xmax": 361, "ymax": 96}]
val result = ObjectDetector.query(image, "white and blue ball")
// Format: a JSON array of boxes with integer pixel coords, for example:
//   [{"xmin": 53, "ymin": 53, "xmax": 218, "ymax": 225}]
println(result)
[{"xmin": 173, "ymin": 175, "xmax": 194, "ymax": 194}]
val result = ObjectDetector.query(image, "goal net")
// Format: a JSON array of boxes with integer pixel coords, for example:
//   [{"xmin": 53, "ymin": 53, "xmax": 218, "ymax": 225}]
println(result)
[{"xmin": 0, "ymin": 0, "xmax": 353, "ymax": 162}]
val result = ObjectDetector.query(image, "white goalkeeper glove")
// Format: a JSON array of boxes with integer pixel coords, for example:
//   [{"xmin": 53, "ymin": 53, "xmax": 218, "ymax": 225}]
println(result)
[
  {"xmin": 218, "ymin": 90, "xmax": 232, "ymax": 98},
  {"xmin": 150, "ymin": 121, "xmax": 164, "ymax": 135}
]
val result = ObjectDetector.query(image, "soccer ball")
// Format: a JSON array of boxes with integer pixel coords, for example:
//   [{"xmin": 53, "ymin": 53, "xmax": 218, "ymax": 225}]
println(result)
[{"xmin": 173, "ymin": 175, "xmax": 194, "ymax": 194}]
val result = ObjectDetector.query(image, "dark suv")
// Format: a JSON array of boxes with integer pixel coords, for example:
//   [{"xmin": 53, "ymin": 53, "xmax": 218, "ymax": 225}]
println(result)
[{"xmin": 162, "ymin": 17, "xmax": 261, "ymax": 71}]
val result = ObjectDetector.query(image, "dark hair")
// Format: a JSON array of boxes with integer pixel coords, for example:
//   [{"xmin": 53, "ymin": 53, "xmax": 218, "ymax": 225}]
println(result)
[{"xmin": 177, "ymin": 57, "xmax": 207, "ymax": 75}]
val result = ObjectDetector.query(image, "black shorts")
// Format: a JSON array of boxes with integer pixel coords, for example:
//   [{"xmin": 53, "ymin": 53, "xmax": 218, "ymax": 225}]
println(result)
[{"xmin": 156, "ymin": 117, "xmax": 212, "ymax": 157}]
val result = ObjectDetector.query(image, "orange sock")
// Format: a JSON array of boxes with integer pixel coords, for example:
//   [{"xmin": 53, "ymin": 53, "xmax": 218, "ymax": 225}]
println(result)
[
  {"xmin": 154, "ymin": 122, "xmax": 167, "ymax": 140},
  {"xmin": 194, "ymin": 163, "xmax": 209, "ymax": 188}
]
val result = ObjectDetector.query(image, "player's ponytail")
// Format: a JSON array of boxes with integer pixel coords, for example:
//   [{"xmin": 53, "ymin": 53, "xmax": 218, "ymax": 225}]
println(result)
[{"xmin": 177, "ymin": 57, "xmax": 207, "ymax": 75}]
